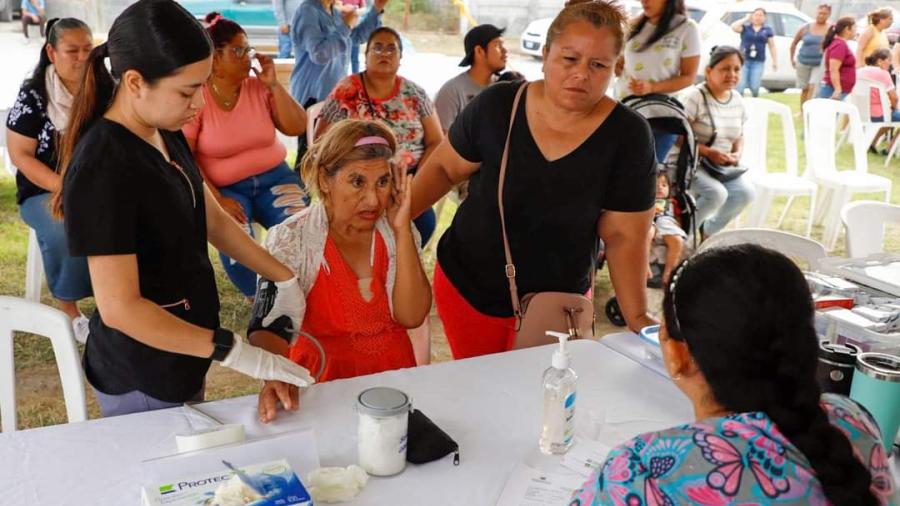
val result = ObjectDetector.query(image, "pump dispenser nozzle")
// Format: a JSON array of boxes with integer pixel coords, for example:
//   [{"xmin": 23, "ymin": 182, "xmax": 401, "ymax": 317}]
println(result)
[{"xmin": 546, "ymin": 331, "xmax": 571, "ymax": 370}]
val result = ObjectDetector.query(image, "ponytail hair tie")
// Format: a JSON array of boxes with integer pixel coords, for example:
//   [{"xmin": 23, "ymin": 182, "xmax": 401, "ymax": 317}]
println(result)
[{"xmin": 208, "ymin": 13, "xmax": 224, "ymax": 28}]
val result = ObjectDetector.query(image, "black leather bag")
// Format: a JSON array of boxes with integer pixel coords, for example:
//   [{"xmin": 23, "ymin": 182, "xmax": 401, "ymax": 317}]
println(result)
[
  {"xmin": 699, "ymin": 157, "xmax": 748, "ymax": 182},
  {"xmin": 406, "ymin": 409, "xmax": 460, "ymax": 465}
]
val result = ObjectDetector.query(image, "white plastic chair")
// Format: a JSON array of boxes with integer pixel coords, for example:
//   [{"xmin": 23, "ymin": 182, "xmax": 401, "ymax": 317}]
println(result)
[
  {"xmin": 741, "ymin": 98, "xmax": 817, "ymax": 237},
  {"xmin": 1, "ymin": 109, "xmax": 44, "ymax": 302},
  {"xmin": 0, "ymin": 296, "xmax": 88, "ymax": 432},
  {"xmin": 698, "ymin": 228, "xmax": 827, "ymax": 269},
  {"xmin": 840, "ymin": 200, "xmax": 900, "ymax": 258},
  {"xmin": 306, "ymin": 101, "xmax": 325, "ymax": 148},
  {"xmin": 802, "ymin": 99, "xmax": 892, "ymax": 250},
  {"xmin": 847, "ymin": 77, "xmax": 900, "ymax": 161}
]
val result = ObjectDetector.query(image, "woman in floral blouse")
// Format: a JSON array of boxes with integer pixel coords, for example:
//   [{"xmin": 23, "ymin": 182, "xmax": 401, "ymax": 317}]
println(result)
[
  {"xmin": 570, "ymin": 244, "xmax": 895, "ymax": 505},
  {"xmin": 316, "ymin": 26, "xmax": 443, "ymax": 246}
]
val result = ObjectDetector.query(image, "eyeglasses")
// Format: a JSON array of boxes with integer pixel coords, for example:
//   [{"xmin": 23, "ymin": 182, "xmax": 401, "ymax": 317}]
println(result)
[
  {"xmin": 220, "ymin": 45, "xmax": 256, "ymax": 59},
  {"xmin": 369, "ymin": 44, "xmax": 399, "ymax": 56}
]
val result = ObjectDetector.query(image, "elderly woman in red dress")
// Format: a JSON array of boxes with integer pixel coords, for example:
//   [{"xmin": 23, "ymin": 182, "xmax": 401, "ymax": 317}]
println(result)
[{"xmin": 250, "ymin": 119, "xmax": 431, "ymax": 423}]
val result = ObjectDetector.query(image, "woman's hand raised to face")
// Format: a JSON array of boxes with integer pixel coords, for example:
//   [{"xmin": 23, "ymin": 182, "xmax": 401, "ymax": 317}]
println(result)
[
  {"xmin": 252, "ymin": 53, "xmax": 279, "ymax": 89},
  {"xmin": 388, "ymin": 166, "xmax": 413, "ymax": 233}
]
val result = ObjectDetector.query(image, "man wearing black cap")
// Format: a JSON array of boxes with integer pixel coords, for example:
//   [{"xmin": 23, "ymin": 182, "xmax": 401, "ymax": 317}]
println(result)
[{"xmin": 434, "ymin": 24, "xmax": 507, "ymax": 133}]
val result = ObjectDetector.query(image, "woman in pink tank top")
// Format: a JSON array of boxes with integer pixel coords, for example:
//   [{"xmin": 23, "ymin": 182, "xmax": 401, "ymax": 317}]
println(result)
[{"xmin": 184, "ymin": 13, "xmax": 310, "ymax": 297}]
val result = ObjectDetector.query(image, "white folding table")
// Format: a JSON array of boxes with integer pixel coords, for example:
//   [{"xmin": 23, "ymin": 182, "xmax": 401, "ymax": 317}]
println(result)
[
  {"xmin": 3, "ymin": 336, "xmax": 895, "ymax": 505},
  {"xmin": 0, "ymin": 339, "xmax": 689, "ymax": 505}
]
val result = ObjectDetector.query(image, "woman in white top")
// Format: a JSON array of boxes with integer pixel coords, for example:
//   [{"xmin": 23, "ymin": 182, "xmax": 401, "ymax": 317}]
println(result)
[
  {"xmin": 679, "ymin": 46, "xmax": 755, "ymax": 238},
  {"xmin": 615, "ymin": 0, "xmax": 701, "ymax": 162}
]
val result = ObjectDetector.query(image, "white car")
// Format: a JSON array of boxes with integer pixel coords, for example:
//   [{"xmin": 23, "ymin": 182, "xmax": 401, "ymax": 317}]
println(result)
[
  {"xmin": 520, "ymin": 0, "xmax": 643, "ymax": 59},
  {"xmin": 700, "ymin": 1, "xmax": 814, "ymax": 91}
]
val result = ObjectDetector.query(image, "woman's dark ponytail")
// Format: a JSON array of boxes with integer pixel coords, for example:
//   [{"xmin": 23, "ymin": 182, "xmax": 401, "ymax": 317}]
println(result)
[
  {"xmin": 822, "ymin": 16, "xmax": 855, "ymax": 52},
  {"xmin": 52, "ymin": 42, "xmax": 114, "ymax": 219},
  {"xmin": 663, "ymin": 245, "xmax": 879, "ymax": 506}
]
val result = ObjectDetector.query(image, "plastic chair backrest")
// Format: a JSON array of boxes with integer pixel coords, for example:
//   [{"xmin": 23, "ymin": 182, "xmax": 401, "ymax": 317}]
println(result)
[
  {"xmin": 803, "ymin": 99, "xmax": 868, "ymax": 177},
  {"xmin": 306, "ymin": 102, "xmax": 325, "ymax": 148},
  {"xmin": 698, "ymin": 228, "xmax": 827, "ymax": 269},
  {"xmin": 1, "ymin": 108, "xmax": 13, "ymax": 177},
  {"xmin": 0, "ymin": 296, "xmax": 87, "ymax": 432},
  {"xmin": 841, "ymin": 200, "xmax": 900, "ymax": 257},
  {"xmin": 849, "ymin": 77, "xmax": 892, "ymax": 124},
  {"xmin": 742, "ymin": 98, "xmax": 799, "ymax": 177}
]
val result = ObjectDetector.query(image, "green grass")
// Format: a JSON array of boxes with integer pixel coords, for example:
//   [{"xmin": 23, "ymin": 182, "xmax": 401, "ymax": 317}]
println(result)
[{"xmin": 2, "ymin": 91, "xmax": 899, "ymax": 430}]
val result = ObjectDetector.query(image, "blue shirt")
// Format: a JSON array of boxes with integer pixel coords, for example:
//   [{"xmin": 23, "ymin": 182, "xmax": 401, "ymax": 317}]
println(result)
[
  {"xmin": 21, "ymin": 0, "xmax": 43, "ymax": 16},
  {"xmin": 740, "ymin": 23, "xmax": 774, "ymax": 62},
  {"xmin": 289, "ymin": 0, "xmax": 381, "ymax": 106}
]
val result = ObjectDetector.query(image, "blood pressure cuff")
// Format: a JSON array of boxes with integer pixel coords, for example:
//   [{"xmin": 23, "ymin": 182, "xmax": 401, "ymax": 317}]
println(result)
[
  {"xmin": 407, "ymin": 409, "xmax": 460, "ymax": 465},
  {"xmin": 247, "ymin": 277, "xmax": 296, "ymax": 345}
]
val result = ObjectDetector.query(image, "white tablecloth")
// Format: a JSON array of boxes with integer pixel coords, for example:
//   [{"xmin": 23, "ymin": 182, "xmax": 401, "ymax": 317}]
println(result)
[{"xmin": 0, "ymin": 340, "xmax": 691, "ymax": 506}]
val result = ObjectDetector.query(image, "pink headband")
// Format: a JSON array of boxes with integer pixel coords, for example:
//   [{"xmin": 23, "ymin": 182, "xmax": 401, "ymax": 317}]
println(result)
[
  {"xmin": 208, "ymin": 14, "xmax": 223, "ymax": 28},
  {"xmin": 355, "ymin": 136, "xmax": 390, "ymax": 147}
]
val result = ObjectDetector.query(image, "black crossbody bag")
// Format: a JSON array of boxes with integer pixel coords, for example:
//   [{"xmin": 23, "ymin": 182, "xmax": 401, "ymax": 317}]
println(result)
[{"xmin": 698, "ymin": 86, "xmax": 748, "ymax": 182}]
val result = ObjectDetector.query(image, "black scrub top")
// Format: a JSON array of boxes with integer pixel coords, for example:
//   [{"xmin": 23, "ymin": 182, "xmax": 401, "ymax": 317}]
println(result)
[{"xmin": 64, "ymin": 118, "xmax": 220, "ymax": 403}]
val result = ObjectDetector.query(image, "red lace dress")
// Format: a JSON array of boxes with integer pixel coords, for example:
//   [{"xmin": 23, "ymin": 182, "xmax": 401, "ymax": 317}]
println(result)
[{"xmin": 288, "ymin": 232, "xmax": 416, "ymax": 382}]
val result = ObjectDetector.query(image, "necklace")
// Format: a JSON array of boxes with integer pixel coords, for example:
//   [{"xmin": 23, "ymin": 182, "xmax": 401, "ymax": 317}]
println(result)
[{"xmin": 211, "ymin": 81, "xmax": 239, "ymax": 108}]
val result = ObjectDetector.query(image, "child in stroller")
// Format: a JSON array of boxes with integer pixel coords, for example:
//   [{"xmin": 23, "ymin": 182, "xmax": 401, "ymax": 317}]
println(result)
[
  {"xmin": 647, "ymin": 171, "xmax": 686, "ymax": 288},
  {"xmin": 604, "ymin": 93, "xmax": 698, "ymax": 326}
]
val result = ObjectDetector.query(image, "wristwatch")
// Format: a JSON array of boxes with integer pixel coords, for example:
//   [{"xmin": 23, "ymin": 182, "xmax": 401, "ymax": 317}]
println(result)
[{"xmin": 210, "ymin": 327, "xmax": 235, "ymax": 361}]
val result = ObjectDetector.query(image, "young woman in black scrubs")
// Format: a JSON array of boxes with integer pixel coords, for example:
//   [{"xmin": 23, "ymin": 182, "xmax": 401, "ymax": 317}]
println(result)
[{"xmin": 52, "ymin": 0, "xmax": 313, "ymax": 417}]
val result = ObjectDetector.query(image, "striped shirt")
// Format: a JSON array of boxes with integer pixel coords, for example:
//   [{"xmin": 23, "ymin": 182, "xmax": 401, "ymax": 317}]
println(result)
[{"xmin": 681, "ymin": 84, "xmax": 746, "ymax": 153}]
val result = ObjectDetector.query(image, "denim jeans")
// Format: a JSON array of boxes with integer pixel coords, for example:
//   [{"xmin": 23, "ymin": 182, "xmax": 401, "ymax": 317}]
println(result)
[
  {"xmin": 350, "ymin": 43, "xmax": 361, "ymax": 74},
  {"xmin": 19, "ymin": 193, "xmax": 92, "ymax": 301},
  {"xmin": 277, "ymin": 30, "xmax": 292, "ymax": 59},
  {"xmin": 414, "ymin": 207, "xmax": 436, "ymax": 246},
  {"xmin": 218, "ymin": 161, "xmax": 309, "ymax": 296},
  {"xmin": 691, "ymin": 168, "xmax": 756, "ymax": 236},
  {"xmin": 872, "ymin": 110, "xmax": 900, "ymax": 122},
  {"xmin": 653, "ymin": 131, "xmax": 678, "ymax": 165},
  {"xmin": 738, "ymin": 59, "xmax": 765, "ymax": 97},
  {"xmin": 818, "ymin": 84, "xmax": 848, "ymax": 100}
]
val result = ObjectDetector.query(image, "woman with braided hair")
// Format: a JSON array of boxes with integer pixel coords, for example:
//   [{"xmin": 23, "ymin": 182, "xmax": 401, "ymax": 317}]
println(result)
[{"xmin": 570, "ymin": 244, "xmax": 894, "ymax": 505}]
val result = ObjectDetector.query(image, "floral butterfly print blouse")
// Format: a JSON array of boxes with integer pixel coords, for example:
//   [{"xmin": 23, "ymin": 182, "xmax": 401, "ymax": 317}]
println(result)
[{"xmin": 570, "ymin": 394, "xmax": 895, "ymax": 505}]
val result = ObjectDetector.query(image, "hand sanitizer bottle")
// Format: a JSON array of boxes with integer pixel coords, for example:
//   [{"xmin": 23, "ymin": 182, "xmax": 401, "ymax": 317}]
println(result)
[{"xmin": 539, "ymin": 331, "xmax": 577, "ymax": 455}]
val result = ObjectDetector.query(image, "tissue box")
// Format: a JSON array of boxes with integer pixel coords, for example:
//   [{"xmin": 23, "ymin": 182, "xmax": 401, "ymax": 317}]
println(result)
[{"xmin": 141, "ymin": 458, "xmax": 312, "ymax": 506}]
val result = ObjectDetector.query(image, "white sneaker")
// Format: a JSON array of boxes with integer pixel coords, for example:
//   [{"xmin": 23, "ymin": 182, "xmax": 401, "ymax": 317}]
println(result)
[{"xmin": 72, "ymin": 315, "xmax": 90, "ymax": 345}]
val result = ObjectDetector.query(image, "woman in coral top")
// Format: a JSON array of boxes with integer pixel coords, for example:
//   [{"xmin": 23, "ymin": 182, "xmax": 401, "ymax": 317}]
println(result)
[
  {"xmin": 250, "ymin": 119, "xmax": 431, "ymax": 422},
  {"xmin": 183, "ymin": 13, "xmax": 309, "ymax": 297}
]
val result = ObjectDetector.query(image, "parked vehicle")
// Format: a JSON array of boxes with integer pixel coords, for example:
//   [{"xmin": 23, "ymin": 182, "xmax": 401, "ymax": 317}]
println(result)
[
  {"xmin": 178, "ymin": 0, "xmax": 278, "ymax": 49},
  {"xmin": 700, "ymin": 1, "xmax": 813, "ymax": 91},
  {"xmin": 520, "ymin": 0, "xmax": 642, "ymax": 59}
]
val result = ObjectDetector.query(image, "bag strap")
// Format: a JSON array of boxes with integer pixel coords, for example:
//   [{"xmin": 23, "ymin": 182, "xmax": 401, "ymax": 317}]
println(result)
[
  {"xmin": 498, "ymin": 82, "xmax": 528, "ymax": 323},
  {"xmin": 698, "ymin": 85, "xmax": 718, "ymax": 147}
]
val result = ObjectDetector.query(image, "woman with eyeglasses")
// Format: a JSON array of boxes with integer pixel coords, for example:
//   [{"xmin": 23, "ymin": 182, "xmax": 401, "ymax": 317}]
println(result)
[
  {"xmin": 570, "ymin": 244, "xmax": 894, "ymax": 505},
  {"xmin": 183, "ymin": 13, "xmax": 310, "ymax": 298},
  {"xmin": 315, "ymin": 26, "xmax": 442, "ymax": 247}
]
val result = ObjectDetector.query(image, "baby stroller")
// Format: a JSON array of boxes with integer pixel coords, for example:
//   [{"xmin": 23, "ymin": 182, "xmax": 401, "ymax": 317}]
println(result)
[{"xmin": 603, "ymin": 94, "xmax": 699, "ymax": 327}]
